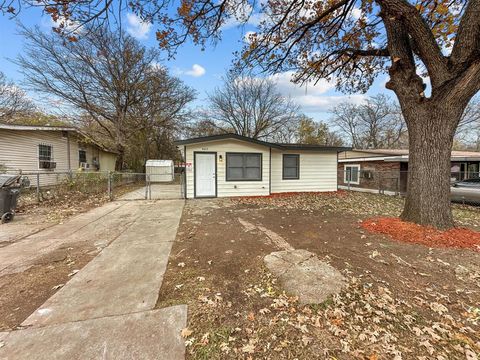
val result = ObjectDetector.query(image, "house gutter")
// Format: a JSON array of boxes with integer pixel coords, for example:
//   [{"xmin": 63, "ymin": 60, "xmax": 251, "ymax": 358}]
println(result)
[{"xmin": 66, "ymin": 132, "xmax": 71, "ymax": 170}]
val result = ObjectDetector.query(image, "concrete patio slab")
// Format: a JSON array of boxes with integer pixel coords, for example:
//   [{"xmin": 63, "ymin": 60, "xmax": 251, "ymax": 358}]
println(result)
[
  {"xmin": 22, "ymin": 199, "xmax": 184, "ymax": 328},
  {"xmin": 0, "ymin": 305, "xmax": 187, "ymax": 360}
]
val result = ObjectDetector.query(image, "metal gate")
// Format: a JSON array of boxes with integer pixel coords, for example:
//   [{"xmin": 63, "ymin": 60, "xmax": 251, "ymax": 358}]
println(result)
[{"xmin": 112, "ymin": 172, "xmax": 185, "ymax": 200}]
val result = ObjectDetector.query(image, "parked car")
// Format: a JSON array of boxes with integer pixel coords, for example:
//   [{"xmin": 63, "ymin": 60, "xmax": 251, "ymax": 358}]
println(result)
[{"xmin": 451, "ymin": 178, "xmax": 480, "ymax": 204}]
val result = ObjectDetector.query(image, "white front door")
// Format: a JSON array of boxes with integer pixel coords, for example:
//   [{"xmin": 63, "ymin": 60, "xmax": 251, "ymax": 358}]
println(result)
[{"xmin": 195, "ymin": 153, "xmax": 216, "ymax": 197}]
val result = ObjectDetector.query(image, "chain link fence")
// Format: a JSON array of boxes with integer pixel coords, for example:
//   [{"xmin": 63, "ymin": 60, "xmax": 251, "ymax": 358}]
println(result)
[
  {"xmin": 1, "ymin": 169, "xmax": 185, "ymax": 207},
  {"xmin": 338, "ymin": 168, "xmax": 480, "ymax": 206}
]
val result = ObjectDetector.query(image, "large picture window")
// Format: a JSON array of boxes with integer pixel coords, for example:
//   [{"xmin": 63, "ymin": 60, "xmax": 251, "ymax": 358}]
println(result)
[
  {"xmin": 282, "ymin": 154, "xmax": 300, "ymax": 180},
  {"xmin": 226, "ymin": 153, "xmax": 262, "ymax": 181},
  {"xmin": 344, "ymin": 164, "xmax": 360, "ymax": 185}
]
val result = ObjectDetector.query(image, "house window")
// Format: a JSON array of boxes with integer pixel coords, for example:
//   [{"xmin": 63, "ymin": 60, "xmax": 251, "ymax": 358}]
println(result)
[
  {"xmin": 226, "ymin": 153, "xmax": 262, "ymax": 181},
  {"xmin": 282, "ymin": 154, "xmax": 300, "ymax": 180},
  {"xmin": 344, "ymin": 164, "xmax": 360, "ymax": 185},
  {"xmin": 38, "ymin": 144, "xmax": 53, "ymax": 169},
  {"xmin": 79, "ymin": 149, "xmax": 87, "ymax": 164}
]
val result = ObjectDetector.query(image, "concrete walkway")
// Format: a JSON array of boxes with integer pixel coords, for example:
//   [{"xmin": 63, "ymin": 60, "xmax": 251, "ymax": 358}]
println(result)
[{"xmin": 0, "ymin": 198, "xmax": 187, "ymax": 359}]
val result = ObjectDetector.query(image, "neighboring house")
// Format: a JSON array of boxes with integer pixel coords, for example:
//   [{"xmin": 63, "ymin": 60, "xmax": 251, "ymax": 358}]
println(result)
[
  {"xmin": 338, "ymin": 149, "xmax": 480, "ymax": 195},
  {"xmin": 175, "ymin": 134, "xmax": 350, "ymax": 199},
  {"xmin": 0, "ymin": 124, "xmax": 118, "ymax": 186}
]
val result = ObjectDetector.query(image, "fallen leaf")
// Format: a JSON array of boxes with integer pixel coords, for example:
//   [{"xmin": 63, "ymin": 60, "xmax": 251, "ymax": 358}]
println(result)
[{"xmin": 181, "ymin": 328, "xmax": 193, "ymax": 338}]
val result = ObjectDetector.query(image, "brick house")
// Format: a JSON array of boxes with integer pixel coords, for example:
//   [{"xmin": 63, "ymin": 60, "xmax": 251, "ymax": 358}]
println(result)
[{"xmin": 338, "ymin": 149, "xmax": 480, "ymax": 195}]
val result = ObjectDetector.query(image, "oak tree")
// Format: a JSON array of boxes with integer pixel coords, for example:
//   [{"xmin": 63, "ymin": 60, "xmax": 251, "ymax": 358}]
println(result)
[{"xmin": 3, "ymin": 0, "xmax": 480, "ymax": 228}]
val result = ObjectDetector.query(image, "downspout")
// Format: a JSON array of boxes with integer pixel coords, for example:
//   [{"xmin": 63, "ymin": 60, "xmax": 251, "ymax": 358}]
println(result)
[
  {"xmin": 184, "ymin": 146, "xmax": 187, "ymax": 199},
  {"xmin": 269, "ymin": 147, "xmax": 272, "ymax": 195},
  {"xmin": 336, "ymin": 151, "xmax": 339, "ymax": 191},
  {"xmin": 66, "ymin": 131, "xmax": 71, "ymax": 171}
]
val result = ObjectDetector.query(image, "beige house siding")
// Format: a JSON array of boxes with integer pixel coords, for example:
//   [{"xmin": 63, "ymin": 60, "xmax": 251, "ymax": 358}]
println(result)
[
  {"xmin": 183, "ymin": 139, "xmax": 339, "ymax": 199},
  {"xmin": 184, "ymin": 139, "xmax": 270, "ymax": 199},
  {"xmin": 270, "ymin": 150, "xmax": 338, "ymax": 193},
  {"xmin": 99, "ymin": 151, "xmax": 117, "ymax": 171},
  {"xmin": 0, "ymin": 129, "xmax": 117, "ymax": 186},
  {"xmin": 0, "ymin": 129, "xmax": 72, "ymax": 171}
]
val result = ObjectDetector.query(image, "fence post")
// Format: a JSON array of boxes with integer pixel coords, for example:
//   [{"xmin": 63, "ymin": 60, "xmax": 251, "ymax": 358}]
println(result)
[
  {"xmin": 36, "ymin": 173, "xmax": 40, "ymax": 203},
  {"xmin": 145, "ymin": 174, "xmax": 149, "ymax": 200},
  {"xmin": 107, "ymin": 171, "xmax": 112, "ymax": 201}
]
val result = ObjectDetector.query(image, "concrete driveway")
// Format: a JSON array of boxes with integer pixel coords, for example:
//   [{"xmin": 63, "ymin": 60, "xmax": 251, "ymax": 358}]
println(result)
[
  {"xmin": 0, "ymin": 196, "xmax": 187, "ymax": 359},
  {"xmin": 119, "ymin": 183, "xmax": 182, "ymax": 200}
]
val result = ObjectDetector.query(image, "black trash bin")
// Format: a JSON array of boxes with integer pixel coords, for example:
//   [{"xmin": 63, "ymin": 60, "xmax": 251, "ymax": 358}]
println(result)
[{"xmin": 0, "ymin": 175, "xmax": 22, "ymax": 223}]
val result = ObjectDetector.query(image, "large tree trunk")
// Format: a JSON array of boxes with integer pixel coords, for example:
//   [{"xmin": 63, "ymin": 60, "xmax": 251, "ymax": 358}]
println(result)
[
  {"xmin": 115, "ymin": 144, "xmax": 125, "ymax": 171},
  {"xmin": 401, "ymin": 103, "xmax": 463, "ymax": 229}
]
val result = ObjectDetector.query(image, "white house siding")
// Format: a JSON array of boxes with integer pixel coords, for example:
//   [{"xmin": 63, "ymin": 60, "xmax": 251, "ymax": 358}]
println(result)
[
  {"xmin": 184, "ymin": 139, "xmax": 270, "ymax": 198},
  {"xmin": 270, "ymin": 150, "xmax": 338, "ymax": 193}
]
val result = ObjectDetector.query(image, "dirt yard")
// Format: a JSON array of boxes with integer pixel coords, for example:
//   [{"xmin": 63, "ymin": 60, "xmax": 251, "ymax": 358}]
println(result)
[
  {"xmin": 0, "ymin": 241, "xmax": 97, "ymax": 331},
  {"xmin": 157, "ymin": 192, "xmax": 480, "ymax": 359}
]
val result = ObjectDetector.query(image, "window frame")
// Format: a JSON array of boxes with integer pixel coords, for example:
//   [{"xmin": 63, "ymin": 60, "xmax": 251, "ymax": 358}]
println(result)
[
  {"xmin": 38, "ymin": 144, "xmax": 54, "ymax": 170},
  {"xmin": 282, "ymin": 154, "xmax": 300, "ymax": 180},
  {"xmin": 344, "ymin": 164, "xmax": 361, "ymax": 185},
  {"xmin": 225, "ymin": 152, "xmax": 263, "ymax": 182},
  {"xmin": 79, "ymin": 149, "xmax": 87, "ymax": 164}
]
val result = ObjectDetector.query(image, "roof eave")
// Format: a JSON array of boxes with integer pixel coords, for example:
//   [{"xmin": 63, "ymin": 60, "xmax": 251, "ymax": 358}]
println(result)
[{"xmin": 175, "ymin": 134, "xmax": 351, "ymax": 152}]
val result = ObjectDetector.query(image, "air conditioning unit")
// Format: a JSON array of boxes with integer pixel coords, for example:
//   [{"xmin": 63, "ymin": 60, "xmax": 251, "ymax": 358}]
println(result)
[
  {"xmin": 363, "ymin": 171, "xmax": 374, "ymax": 179},
  {"xmin": 80, "ymin": 162, "xmax": 90, "ymax": 170},
  {"xmin": 39, "ymin": 161, "xmax": 56, "ymax": 169}
]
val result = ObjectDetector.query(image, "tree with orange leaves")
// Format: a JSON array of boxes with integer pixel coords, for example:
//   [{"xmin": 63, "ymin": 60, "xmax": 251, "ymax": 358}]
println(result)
[{"xmin": 3, "ymin": 0, "xmax": 480, "ymax": 228}]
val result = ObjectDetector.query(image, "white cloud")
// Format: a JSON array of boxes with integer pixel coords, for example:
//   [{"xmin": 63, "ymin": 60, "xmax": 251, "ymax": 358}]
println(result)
[
  {"xmin": 351, "ymin": 7, "xmax": 362, "ymax": 20},
  {"xmin": 126, "ymin": 13, "xmax": 152, "ymax": 40},
  {"xmin": 221, "ymin": 1, "xmax": 265, "ymax": 30},
  {"xmin": 243, "ymin": 31, "xmax": 256, "ymax": 44},
  {"xmin": 176, "ymin": 64, "xmax": 206, "ymax": 78},
  {"xmin": 268, "ymin": 71, "xmax": 367, "ymax": 113},
  {"xmin": 47, "ymin": 15, "xmax": 82, "ymax": 34}
]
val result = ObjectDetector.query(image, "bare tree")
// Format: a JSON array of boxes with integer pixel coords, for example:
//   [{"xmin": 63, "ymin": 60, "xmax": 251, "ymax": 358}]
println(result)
[
  {"xmin": 15, "ymin": 25, "xmax": 193, "ymax": 170},
  {"xmin": 0, "ymin": 72, "xmax": 34, "ymax": 121},
  {"xmin": 331, "ymin": 95, "xmax": 406, "ymax": 149},
  {"xmin": 186, "ymin": 119, "xmax": 227, "ymax": 138},
  {"xmin": 201, "ymin": 73, "xmax": 303, "ymax": 140},
  {"xmin": 455, "ymin": 98, "xmax": 480, "ymax": 148},
  {"xmin": 330, "ymin": 102, "xmax": 363, "ymax": 148}
]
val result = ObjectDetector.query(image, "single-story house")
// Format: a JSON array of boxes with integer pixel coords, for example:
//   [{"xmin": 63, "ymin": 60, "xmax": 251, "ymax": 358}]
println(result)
[
  {"xmin": 0, "ymin": 123, "xmax": 118, "ymax": 185},
  {"xmin": 175, "ymin": 134, "xmax": 350, "ymax": 199},
  {"xmin": 338, "ymin": 149, "xmax": 480, "ymax": 195}
]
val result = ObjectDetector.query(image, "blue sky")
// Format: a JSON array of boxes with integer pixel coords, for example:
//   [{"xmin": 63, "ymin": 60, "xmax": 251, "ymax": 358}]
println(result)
[{"xmin": 0, "ymin": 8, "xmax": 391, "ymax": 123}]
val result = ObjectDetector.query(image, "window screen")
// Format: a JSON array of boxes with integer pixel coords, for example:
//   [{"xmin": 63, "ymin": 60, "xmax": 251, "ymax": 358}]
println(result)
[
  {"xmin": 38, "ymin": 144, "xmax": 52, "ymax": 162},
  {"xmin": 283, "ymin": 154, "xmax": 299, "ymax": 179},
  {"xmin": 226, "ymin": 153, "xmax": 262, "ymax": 181}
]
